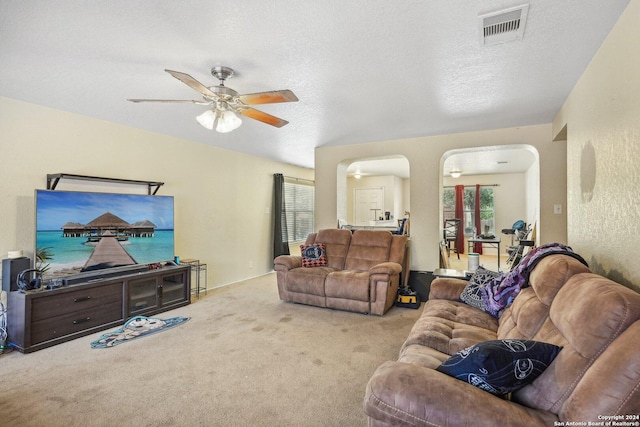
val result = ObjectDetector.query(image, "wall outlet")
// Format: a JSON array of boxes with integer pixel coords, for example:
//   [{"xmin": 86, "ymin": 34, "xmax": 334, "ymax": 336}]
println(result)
[
  {"xmin": 249, "ymin": 261, "xmax": 254, "ymax": 268},
  {"xmin": 553, "ymin": 204, "xmax": 562, "ymax": 214}
]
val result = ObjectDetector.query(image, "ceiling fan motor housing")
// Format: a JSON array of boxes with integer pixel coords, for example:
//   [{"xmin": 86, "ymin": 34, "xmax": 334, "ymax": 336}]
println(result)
[
  {"xmin": 211, "ymin": 66, "xmax": 234, "ymax": 83},
  {"xmin": 206, "ymin": 85, "xmax": 238, "ymax": 100}
]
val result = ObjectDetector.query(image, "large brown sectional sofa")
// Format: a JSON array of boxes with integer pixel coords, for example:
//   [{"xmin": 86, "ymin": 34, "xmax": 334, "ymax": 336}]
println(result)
[
  {"xmin": 274, "ymin": 228, "xmax": 407, "ymax": 315},
  {"xmin": 364, "ymin": 253, "xmax": 640, "ymax": 426}
]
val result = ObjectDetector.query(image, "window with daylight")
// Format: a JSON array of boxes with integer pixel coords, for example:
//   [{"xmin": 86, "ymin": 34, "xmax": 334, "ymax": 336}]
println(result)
[
  {"xmin": 284, "ymin": 178, "xmax": 315, "ymax": 242},
  {"xmin": 443, "ymin": 186, "xmax": 495, "ymax": 236}
]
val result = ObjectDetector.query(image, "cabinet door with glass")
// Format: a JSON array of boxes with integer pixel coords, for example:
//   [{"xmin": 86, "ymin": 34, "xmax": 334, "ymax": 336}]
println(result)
[
  {"xmin": 160, "ymin": 272, "xmax": 188, "ymax": 307},
  {"xmin": 128, "ymin": 277, "xmax": 160, "ymax": 315}
]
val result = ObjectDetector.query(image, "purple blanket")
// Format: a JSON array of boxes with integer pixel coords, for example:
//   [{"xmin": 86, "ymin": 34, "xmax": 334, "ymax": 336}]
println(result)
[{"xmin": 479, "ymin": 243, "xmax": 588, "ymax": 318}]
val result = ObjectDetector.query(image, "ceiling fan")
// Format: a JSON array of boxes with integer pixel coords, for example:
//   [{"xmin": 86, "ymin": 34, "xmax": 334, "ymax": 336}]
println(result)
[{"xmin": 127, "ymin": 66, "xmax": 298, "ymax": 133}]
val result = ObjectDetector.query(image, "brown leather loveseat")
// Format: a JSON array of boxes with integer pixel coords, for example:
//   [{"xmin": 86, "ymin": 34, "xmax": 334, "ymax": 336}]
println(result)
[
  {"xmin": 274, "ymin": 228, "xmax": 407, "ymax": 315},
  {"xmin": 364, "ymin": 253, "xmax": 640, "ymax": 426}
]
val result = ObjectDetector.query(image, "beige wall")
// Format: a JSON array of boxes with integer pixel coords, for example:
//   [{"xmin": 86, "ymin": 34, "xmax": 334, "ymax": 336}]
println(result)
[
  {"xmin": 553, "ymin": 0, "xmax": 640, "ymax": 291},
  {"xmin": 315, "ymin": 124, "xmax": 567, "ymax": 272},
  {"xmin": 0, "ymin": 97, "xmax": 313, "ymax": 289},
  {"xmin": 525, "ymin": 152, "xmax": 549, "ymax": 243}
]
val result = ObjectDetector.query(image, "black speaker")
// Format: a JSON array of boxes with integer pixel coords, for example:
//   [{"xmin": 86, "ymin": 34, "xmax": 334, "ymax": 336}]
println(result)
[
  {"xmin": 2, "ymin": 257, "xmax": 31, "ymax": 292},
  {"xmin": 407, "ymin": 270, "xmax": 435, "ymax": 302}
]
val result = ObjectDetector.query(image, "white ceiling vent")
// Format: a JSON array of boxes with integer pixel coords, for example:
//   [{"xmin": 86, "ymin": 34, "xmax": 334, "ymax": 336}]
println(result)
[{"xmin": 479, "ymin": 4, "xmax": 529, "ymax": 46}]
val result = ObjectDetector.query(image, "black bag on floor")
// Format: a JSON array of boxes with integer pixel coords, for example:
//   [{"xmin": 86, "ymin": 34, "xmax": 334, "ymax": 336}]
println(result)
[{"xmin": 395, "ymin": 287, "xmax": 420, "ymax": 309}]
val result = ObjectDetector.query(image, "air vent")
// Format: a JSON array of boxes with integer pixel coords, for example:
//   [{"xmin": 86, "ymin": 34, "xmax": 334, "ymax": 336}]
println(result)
[{"xmin": 479, "ymin": 4, "xmax": 529, "ymax": 46}]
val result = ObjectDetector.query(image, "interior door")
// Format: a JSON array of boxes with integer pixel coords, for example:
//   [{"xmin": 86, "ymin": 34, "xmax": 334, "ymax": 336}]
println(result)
[{"xmin": 354, "ymin": 187, "xmax": 384, "ymax": 226}]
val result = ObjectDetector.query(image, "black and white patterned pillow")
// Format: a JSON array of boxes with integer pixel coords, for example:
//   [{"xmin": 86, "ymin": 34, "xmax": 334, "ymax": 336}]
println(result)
[
  {"xmin": 459, "ymin": 266, "xmax": 502, "ymax": 311},
  {"xmin": 300, "ymin": 243, "xmax": 328, "ymax": 267},
  {"xmin": 436, "ymin": 340, "xmax": 562, "ymax": 395}
]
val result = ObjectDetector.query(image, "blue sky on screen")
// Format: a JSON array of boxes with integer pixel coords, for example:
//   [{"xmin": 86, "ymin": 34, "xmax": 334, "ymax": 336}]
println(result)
[{"xmin": 36, "ymin": 190, "xmax": 174, "ymax": 231}]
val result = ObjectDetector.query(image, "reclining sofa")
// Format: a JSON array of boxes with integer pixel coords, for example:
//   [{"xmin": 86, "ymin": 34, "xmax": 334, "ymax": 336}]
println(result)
[
  {"xmin": 274, "ymin": 229, "xmax": 407, "ymax": 315},
  {"xmin": 364, "ymin": 253, "xmax": 640, "ymax": 426}
]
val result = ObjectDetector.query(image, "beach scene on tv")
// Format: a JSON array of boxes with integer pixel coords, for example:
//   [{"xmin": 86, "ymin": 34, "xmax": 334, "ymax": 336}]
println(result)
[{"xmin": 35, "ymin": 190, "xmax": 175, "ymax": 277}]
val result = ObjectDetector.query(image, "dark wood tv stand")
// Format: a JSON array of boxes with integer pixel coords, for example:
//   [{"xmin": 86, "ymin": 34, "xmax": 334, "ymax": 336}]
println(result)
[{"xmin": 7, "ymin": 264, "xmax": 191, "ymax": 353}]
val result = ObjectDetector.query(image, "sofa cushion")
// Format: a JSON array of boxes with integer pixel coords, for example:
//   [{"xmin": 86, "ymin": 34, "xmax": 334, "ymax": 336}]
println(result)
[
  {"xmin": 398, "ymin": 343, "xmax": 451, "ymax": 370},
  {"xmin": 460, "ymin": 266, "xmax": 503, "ymax": 311},
  {"xmin": 401, "ymin": 299, "xmax": 498, "ymax": 355},
  {"xmin": 498, "ymin": 255, "xmax": 591, "ymax": 340},
  {"xmin": 325, "ymin": 270, "xmax": 370, "ymax": 301},
  {"xmin": 344, "ymin": 230, "xmax": 393, "ymax": 271},
  {"xmin": 527, "ymin": 254, "xmax": 591, "ymax": 305},
  {"xmin": 307, "ymin": 229, "xmax": 352, "ymax": 270},
  {"xmin": 481, "ymin": 244, "xmax": 589, "ymax": 318},
  {"xmin": 285, "ymin": 267, "xmax": 334, "ymax": 296},
  {"xmin": 436, "ymin": 339, "xmax": 562, "ymax": 395},
  {"xmin": 300, "ymin": 243, "xmax": 327, "ymax": 267}
]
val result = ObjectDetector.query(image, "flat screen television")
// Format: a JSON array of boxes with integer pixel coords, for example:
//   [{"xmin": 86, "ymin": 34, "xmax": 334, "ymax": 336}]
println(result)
[{"xmin": 35, "ymin": 189, "xmax": 175, "ymax": 277}]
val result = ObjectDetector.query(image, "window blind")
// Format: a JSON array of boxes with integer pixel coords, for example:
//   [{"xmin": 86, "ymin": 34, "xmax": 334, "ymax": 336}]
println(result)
[{"xmin": 284, "ymin": 178, "xmax": 315, "ymax": 242}]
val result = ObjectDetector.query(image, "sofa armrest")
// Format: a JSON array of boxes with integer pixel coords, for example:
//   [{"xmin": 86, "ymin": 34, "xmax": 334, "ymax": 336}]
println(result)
[
  {"xmin": 369, "ymin": 261, "xmax": 402, "ymax": 276},
  {"xmin": 364, "ymin": 361, "xmax": 557, "ymax": 427},
  {"xmin": 429, "ymin": 277, "xmax": 468, "ymax": 300},
  {"xmin": 274, "ymin": 255, "xmax": 302, "ymax": 272}
]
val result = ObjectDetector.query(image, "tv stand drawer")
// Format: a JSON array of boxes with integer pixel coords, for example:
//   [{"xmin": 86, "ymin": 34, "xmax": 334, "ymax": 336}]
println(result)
[
  {"xmin": 31, "ymin": 301, "xmax": 123, "ymax": 345},
  {"xmin": 31, "ymin": 282, "xmax": 123, "ymax": 321}
]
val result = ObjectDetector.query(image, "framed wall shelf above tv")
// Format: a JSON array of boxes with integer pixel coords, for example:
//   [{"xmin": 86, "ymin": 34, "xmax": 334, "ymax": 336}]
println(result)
[{"xmin": 46, "ymin": 173, "xmax": 164, "ymax": 195}]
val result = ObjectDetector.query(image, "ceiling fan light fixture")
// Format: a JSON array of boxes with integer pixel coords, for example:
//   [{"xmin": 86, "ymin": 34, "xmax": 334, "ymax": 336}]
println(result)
[
  {"xmin": 196, "ymin": 109, "xmax": 216, "ymax": 130},
  {"xmin": 215, "ymin": 109, "xmax": 242, "ymax": 133},
  {"xmin": 196, "ymin": 107, "xmax": 242, "ymax": 133},
  {"xmin": 450, "ymin": 170, "xmax": 462, "ymax": 178}
]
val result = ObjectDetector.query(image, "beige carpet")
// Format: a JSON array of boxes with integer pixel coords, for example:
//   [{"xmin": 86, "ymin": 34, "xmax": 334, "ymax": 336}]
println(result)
[{"xmin": 0, "ymin": 273, "xmax": 422, "ymax": 427}]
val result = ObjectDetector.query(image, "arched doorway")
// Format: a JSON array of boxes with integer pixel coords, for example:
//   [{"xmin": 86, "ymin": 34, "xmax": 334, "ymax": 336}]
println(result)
[
  {"xmin": 336, "ymin": 155, "xmax": 410, "ymax": 228},
  {"xmin": 440, "ymin": 145, "xmax": 540, "ymax": 269}
]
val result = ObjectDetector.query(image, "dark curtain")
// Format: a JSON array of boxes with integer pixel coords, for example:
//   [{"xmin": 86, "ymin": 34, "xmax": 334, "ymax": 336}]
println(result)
[
  {"xmin": 474, "ymin": 184, "xmax": 483, "ymax": 254},
  {"xmin": 454, "ymin": 185, "xmax": 465, "ymax": 255},
  {"xmin": 273, "ymin": 173, "xmax": 290, "ymax": 258}
]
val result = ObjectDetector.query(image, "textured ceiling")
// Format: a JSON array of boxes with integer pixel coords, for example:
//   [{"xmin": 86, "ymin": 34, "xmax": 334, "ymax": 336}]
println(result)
[{"xmin": 0, "ymin": 1, "xmax": 630, "ymax": 170}]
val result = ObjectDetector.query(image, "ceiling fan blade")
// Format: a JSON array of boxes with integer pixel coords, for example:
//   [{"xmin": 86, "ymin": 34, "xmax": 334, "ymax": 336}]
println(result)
[
  {"xmin": 165, "ymin": 69, "xmax": 218, "ymax": 98},
  {"xmin": 238, "ymin": 107, "xmax": 289, "ymax": 128},
  {"xmin": 127, "ymin": 99, "xmax": 211, "ymax": 105},
  {"xmin": 238, "ymin": 89, "xmax": 298, "ymax": 105}
]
